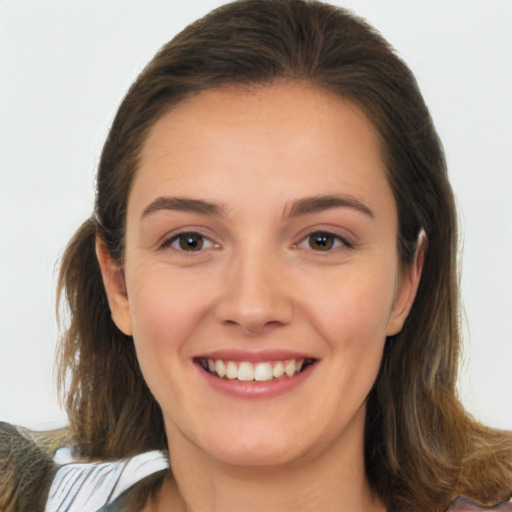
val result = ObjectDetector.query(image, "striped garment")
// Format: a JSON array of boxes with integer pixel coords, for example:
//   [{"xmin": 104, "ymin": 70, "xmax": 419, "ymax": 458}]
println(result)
[
  {"xmin": 43, "ymin": 446, "xmax": 511, "ymax": 511},
  {"xmin": 45, "ymin": 450, "xmax": 169, "ymax": 512},
  {"xmin": 448, "ymin": 496, "xmax": 512, "ymax": 511}
]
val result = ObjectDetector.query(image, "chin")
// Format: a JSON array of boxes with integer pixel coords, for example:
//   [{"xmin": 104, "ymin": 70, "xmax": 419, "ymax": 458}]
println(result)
[
  {"xmin": 207, "ymin": 443, "xmax": 302, "ymax": 468},
  {"xmin": 194, "ymin": 422, "xmax": 310, "ymax": 468}
]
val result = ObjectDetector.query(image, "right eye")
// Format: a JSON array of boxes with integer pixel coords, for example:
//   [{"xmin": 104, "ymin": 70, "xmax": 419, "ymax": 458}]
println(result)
[
  {"xmin": 161, "ymin": 232, "xmax": 216, "ymax": 252},
  {"xmin": 295, "ymin": 230, "xmax": 352, "ymax": 252}
]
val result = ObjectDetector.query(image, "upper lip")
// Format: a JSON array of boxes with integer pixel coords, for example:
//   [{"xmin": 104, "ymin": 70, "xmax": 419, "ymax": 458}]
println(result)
[{"xmin": 194, "ymin": 348, "xmax": 317, "ymax": 362}]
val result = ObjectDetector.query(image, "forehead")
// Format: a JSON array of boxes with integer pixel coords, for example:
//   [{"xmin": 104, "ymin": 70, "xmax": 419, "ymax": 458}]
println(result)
[
  {"xmin": 140, "ymin": 83, "xmax": 383, "ymax": 162},
  {"xmin": 130, "ymin": 82, "xmax": 393, "ymax": 218}
]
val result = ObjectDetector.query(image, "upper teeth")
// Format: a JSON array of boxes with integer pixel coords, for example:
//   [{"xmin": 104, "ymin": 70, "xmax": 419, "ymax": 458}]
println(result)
[{"xmin": 202, "ymin": 358, "xmax": 305, "ymax": 381}]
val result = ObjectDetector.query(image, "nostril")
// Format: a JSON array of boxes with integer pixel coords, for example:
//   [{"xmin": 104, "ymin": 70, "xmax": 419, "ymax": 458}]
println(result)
[
  {"xmin": 213, "ymin": 270, "xmax": 295, "ymax": 332},
  {"xmin": 224, "ymin": 319, "xmax": 288, "ymax": 336}
]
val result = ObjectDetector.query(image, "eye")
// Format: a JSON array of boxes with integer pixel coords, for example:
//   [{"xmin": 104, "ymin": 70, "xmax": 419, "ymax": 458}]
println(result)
[
  {"xmin": 162, "ymin": 232, "xmax": 216, "ymax": 252},
  {"xmin": 298, "ymin": 231, "xmax": 350, "ymax": 252}
]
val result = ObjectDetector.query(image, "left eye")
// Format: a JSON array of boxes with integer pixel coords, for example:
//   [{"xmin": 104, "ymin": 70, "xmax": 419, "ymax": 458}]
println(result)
[
  {"xmin": 298, "ymin": 231, "xmax": 349, "ymax": 251},
  {"xmin": 162, "ymin": 232, "xmax": 216, "ymax": 252}
]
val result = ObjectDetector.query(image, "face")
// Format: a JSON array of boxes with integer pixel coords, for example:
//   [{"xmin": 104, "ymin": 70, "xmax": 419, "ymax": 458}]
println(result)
[{"xmin": 99, "ymin": 83, "xmax": 421, "ymax": 469}]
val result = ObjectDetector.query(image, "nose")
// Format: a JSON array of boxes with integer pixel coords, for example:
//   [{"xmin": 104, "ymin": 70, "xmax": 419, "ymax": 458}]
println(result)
[{"xmin": 214, "ymin": 248, "xmax": 294, "ymax": 335}]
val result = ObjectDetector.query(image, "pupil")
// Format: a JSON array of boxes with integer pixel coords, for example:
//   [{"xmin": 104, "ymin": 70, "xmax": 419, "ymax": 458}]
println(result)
[
  {"xmin": 310, "ymin": 233, "xmax": 333, "ymax": 251},
  {"xmin": 180, "ymin": 234, "xmax": 203, "ymax": 251}
]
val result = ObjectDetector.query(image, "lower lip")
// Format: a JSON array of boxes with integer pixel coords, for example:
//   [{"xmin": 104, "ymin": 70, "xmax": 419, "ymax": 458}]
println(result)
[{"xmin": 196, "ymin": 363, "xmax": 316, "ymax": 399}]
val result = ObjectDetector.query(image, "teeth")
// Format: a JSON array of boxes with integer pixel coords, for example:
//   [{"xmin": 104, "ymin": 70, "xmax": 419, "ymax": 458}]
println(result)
[
  {"xmin": 254, "ymin": 362, "xmax": 273, "ymax": 381},
  {"xmin": 215, "ymin": 359, "xmax": 226, "ymax": 378},
  {"xmin": 226, "ymin": 361, "xmax": 238, "ymax": 380},
  {"xmin": 238, "ymin": 362, "xmax": 255, "ymax": 381},
  {"xmin": 284, "ymin": 360, "xmax": 296, "ymax": 377},
  {"xmin": 272, "ymin": 361, "xmax": 284, "ymax": 378},
  {"xmin": 202, "ymin": 358, "xmax": 309, "ymax": 381}
]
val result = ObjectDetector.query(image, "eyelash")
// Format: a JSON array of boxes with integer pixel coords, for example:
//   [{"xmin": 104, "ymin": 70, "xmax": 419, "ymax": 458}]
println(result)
[
  {"xmin": 296, "ymin": 230, "xmax": 353, "ymax": 252},
  {"xmin": 159, "ymin": 230, "xmax": 352, "ymax": 253},
  {"xmin": 160, "ymin": 231, "xmax": 217, "ymax": 252}
]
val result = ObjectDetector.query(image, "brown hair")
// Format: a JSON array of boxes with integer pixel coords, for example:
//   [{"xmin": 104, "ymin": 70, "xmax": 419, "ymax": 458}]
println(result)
[
  {"xmin": 57, "ymin": 1, "xmax": 512, "ymax": 510},
  {"xmin": 0, "ymin": 422, "xmax": 57, "ymax": 512}
]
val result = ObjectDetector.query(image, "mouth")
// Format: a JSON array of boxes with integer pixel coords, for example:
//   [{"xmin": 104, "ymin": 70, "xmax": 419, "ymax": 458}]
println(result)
[{"xmin": 195, "ymin": 357, "xmax": 317, "ymax": 382}]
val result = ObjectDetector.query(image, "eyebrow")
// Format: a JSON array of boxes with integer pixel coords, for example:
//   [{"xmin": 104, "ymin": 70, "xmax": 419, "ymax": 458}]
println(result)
[
  {"xmin": 141, "ymin": 196, "xmax": 225, "ymax": 218},
  {"xmin": 285, "ymin": 194, "xmax": 374, "ymax": 218},
  {"xmin": 140, "ymin": 193, "xmax": 374, "ymax": 220}
]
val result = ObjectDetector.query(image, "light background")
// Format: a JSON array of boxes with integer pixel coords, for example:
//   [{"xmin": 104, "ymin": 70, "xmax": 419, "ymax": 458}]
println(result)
[{"xmin": 1, "ymin": 0, "xmax": 511, "ymax": 430}]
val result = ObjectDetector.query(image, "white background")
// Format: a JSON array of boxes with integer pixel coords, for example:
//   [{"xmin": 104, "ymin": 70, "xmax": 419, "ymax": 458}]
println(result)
[{"xmin": 1, "ymin": 0, "xmax": 511, "ymax": 431}]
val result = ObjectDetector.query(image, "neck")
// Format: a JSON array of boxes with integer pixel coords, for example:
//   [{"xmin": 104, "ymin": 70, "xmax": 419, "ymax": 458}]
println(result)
[
  {"xmin": 150, "ymin": 411, "xmax": 386, "ymax": 512},
  {"xmin": 168, "ymin": 458, "xmax": 383, "ymax": 512}
]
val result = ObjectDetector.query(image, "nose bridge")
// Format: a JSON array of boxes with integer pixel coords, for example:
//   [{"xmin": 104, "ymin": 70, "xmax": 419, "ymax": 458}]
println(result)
[{"xmin": 215, "ymin": 239, "xmax": 294, "ymax": 333}]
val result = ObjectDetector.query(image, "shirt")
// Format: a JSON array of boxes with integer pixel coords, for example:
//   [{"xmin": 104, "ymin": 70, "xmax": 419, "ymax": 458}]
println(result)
[
  {"xmin": 44, "ymin": 448, "xmax": 511, "ymax": 512},
  {"xmin": 45, "ymin": 450, "xmax": 169, "ymax": 512}
]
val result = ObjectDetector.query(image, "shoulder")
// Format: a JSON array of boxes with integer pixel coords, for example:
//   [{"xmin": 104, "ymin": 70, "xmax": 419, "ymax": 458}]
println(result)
[{"xmin": 45, "ymin": 450, "xmax": 169, "ymax": 512}]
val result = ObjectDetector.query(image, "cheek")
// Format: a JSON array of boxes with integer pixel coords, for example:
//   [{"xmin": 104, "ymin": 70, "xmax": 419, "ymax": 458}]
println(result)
[
  {"xmin": 310, "ymin": 263, "xmax": 398, "ymax": 344},
  {"xmin": 123, "ymin": 266, "xmax": 217, "ymax": 411},
  {"xmin": 125, "ymin": 265, "xmax": 212, "ymax": 359},
  {"xmin": 303, "ymin": 262, "xmax": 395, "ymax": 397}
]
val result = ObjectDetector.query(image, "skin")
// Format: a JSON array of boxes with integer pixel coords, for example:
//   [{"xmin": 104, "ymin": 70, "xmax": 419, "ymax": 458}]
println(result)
[{"xmin": 97, "ymin": 82, "xmax": 424, "ymax": 511}]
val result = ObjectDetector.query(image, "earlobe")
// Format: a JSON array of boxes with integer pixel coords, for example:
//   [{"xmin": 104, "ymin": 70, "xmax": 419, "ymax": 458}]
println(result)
[
  {"xmin": 95, "ymin": 238, "xmax": 133, "ymax": 336},
  {"xmin": 386, "ymin": 230, "xmax": 427, "ymax": 336}
]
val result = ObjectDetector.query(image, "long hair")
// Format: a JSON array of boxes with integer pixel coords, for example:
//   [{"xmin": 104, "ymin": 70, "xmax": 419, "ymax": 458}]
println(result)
[{"xmin": 57, "ymin": 1, "xmax": 512, "ymax": 510}]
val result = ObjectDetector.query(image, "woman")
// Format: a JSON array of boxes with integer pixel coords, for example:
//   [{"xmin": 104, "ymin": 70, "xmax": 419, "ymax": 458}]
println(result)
[{"xmin": 1, "ymin": 0, "xmax": 511, "ymax": 510}]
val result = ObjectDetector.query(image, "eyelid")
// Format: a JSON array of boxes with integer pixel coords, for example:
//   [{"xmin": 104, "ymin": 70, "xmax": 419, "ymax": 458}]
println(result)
[
  {"xmin": 159, "ymin": 229, "xmax": 219, "ymax": 252},
  {"xmin": 293, "ymin": 228, "xmax": 354, "ymax": 251}
]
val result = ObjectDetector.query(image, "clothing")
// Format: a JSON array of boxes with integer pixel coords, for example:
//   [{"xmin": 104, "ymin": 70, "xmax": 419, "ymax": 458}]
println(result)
[
  {"xmin": 448, "ymin": 496, "xmax": 512, "ymax": 511},
  {"xmin": 44, "ymin": 448, "xmax": 511, "ymax": 512},
  {"xmin": 44, "ymin": 450, "xmax": 169, "ymax": 512},
  {"xmin": 7, "ymin": 434, "xmax": 496, "ymax": 512},
  {"xmin": 44, "ymin": 449, "xmax": 511, "ymax": 512},
  {"xmin": 5, "ymin": 422, "xmax": 509, "ymax": 511}
]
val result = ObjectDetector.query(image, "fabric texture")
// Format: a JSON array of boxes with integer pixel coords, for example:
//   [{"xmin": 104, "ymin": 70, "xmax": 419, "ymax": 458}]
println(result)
[
  {"xmin": 448, "ymin": 495, "xmax": 512, "ymax": 511},
  {"xmin": 41, "ymin": 442, "xmax": 512, "ymax": 512},
  {"xmin": 45, "ymin": 450, "xmax": 169, "ymax": 512}
]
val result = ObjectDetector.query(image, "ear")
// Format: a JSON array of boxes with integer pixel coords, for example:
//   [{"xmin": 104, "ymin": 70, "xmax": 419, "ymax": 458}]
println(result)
[
  {"xmin": 386, "ymin": 231, "xmax": 427, "ymax": 336},
  {"xmin": 95, "ymin": 238, "xmax": 133, "ymax": 336}
]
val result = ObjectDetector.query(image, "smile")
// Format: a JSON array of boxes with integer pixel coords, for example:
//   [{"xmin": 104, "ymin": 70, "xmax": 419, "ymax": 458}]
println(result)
[{"xmin": 196, "ymin": 358, "xmax": 316, "ymax": 382}]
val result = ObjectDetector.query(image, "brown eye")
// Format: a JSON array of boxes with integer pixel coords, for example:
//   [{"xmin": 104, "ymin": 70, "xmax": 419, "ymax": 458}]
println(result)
[
  {"xmin": 163, "ymin": 232, "xmax": 216, "ymax": 252},
  {"xmin": 308, "ymin": 232, "xmax": 335, "ymax": 251},
  {"xmin": 178, "ymin": 233, "xmax": 204, "ymax": 251}
]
